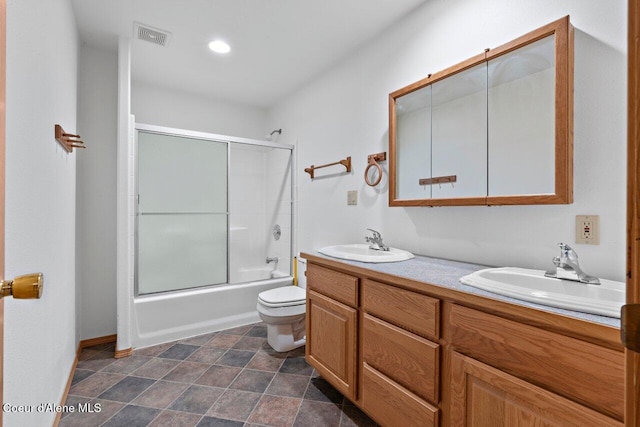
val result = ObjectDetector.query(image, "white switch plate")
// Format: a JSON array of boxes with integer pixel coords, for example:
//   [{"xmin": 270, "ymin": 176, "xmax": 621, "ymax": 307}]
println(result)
[
  {"xmin": 347, "ymin": 190, "xmax": 358, "ymax": 205},
  {"xmin": 576, "ymin": 215, "xmax": 600, "ymax": 245}
]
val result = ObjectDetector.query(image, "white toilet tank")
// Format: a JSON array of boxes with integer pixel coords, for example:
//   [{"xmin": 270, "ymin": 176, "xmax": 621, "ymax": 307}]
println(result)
[{"xmin": 297, "ymin": 255, "xmax": 307, "ymax": 289}]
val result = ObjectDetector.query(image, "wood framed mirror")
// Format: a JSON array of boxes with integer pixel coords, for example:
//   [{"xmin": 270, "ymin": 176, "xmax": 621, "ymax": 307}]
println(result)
[{"xmin": 389, "ymin": 16, "xmax": 573, "ymax": 207}]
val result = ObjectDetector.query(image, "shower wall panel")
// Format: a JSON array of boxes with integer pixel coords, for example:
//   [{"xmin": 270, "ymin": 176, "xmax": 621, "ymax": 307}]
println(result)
[{"xmin": 229, "ymin": 145, "xmax": 293, "ymax": 283}]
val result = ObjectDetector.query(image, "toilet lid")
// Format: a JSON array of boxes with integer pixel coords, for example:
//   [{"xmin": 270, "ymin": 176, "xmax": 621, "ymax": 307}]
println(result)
[{"xmin": 258, "ymin": 286, "xmax": 306, "ymax": 307}]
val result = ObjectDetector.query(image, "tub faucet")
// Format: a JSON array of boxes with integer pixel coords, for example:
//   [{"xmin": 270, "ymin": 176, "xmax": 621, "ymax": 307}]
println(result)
[
  {"xmin": 544, "ymin": 243, "xmax": 600, "ymax": 284},
  {"xmin": 266, "ymin": 257, "xmax": 279, "ymax": 264},
  {"xmin": 365, "ymin": 229, "xmax": 389, "ymax": 251}
]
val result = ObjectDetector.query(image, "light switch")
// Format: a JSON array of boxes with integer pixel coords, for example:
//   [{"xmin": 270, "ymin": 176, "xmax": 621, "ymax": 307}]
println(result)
[{"xmin": 347, "ymin": 190, "xmax": 358, "ymax": 205}]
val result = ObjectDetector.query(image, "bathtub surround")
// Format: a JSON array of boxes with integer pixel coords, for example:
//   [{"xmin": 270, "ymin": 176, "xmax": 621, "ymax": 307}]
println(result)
[{"xmin": 130, "ymin": 125, "xmax": 294, "ymax": 348}]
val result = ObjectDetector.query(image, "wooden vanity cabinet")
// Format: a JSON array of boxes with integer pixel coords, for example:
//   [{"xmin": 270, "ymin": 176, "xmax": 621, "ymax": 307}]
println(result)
[
  {"xmin": 305, "ymin": 264, "xmax": 358, "ymax": 400},
  {"xmin": 303, "ymin": 257, "xmax": 624, "ymax": 427}
]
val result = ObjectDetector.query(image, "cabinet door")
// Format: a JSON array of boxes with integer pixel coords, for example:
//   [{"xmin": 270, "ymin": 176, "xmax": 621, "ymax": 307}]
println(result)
[
  {"xmin": 450, "ymin": 352, "xmax": 622, "ymax": 427},
  {"xmin": 306, "ymin": 290, "xmax": 357, "ymax": 400}
]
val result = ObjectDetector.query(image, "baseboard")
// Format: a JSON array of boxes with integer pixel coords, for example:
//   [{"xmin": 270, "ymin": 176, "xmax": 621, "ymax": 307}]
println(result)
[
  {"xmin": 52, "ymin": 334, "xmax": 118, "ymax": 427},
  {"xmin": 114, "ymin": 347, "xmax": 133, "ymax": 359},
  {"xmin": 80, "ymin": 334, "xmax": 117, "ymax": 349}
]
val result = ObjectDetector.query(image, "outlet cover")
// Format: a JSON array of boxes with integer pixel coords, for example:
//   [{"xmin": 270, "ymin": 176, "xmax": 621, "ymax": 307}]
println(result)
[
  {"xmin": 347, "ymin": 190, "xmax": 358, "ymax": 205},
  {"xmin": 576, "ymin": 215, "xmax": 600, "ymax": 245}
]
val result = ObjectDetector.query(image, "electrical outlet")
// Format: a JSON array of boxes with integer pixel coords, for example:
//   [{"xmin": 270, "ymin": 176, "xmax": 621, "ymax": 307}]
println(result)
[
  {"xmin": 347, "ymin": 190, "xmax": 358, "ymax": 205},
  {"xmin": 576, "ymin": 215, "xmax": 600, "ymax": 245}
]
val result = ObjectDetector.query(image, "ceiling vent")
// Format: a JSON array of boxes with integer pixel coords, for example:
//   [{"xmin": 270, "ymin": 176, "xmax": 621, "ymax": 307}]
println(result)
[{"xmin": 134, "ymin": 22, "xmax": 171, "ymax": 47}]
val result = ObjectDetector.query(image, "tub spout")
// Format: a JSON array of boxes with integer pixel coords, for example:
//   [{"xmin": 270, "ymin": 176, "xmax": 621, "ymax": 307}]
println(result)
[{"xmin": 266, "ymin": 257, "xmax": 279, "ymax": 264}]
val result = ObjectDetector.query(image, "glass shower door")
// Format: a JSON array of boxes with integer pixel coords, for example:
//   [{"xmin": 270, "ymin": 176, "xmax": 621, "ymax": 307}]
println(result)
[
  {"xmin": 228, "ymin": 144, "xmax": 293, "ymax": 284},
  {"xmin": 137, "ymin": 131, "xmax": 228, "ymax": 295}
]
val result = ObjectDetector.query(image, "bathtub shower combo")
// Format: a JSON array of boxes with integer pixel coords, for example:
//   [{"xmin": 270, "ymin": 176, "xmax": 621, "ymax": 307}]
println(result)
[{"xmin": 132, "ymin": 124, "xmax": 295, "ymax": 348}]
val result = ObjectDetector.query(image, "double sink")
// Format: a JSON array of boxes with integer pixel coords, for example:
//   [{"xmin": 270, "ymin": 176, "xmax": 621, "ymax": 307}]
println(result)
[{"xmin": 318, "ymin": 244, "xmax": 625, "ymax": 319}]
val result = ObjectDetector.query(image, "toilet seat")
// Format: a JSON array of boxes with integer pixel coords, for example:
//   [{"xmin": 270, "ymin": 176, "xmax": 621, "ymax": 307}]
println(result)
[{"xmin": 258, "ymin": 286, "xmax": 306, "ymax": 308}]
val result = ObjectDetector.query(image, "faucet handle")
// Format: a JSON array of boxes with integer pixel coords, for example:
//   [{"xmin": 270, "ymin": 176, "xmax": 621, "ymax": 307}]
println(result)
[
  {"xmin": 367, "ymin": 228, "xmax": 381, "ymax": 239},
  {"xmin": 558, "ymin": 242, "xmax": 578, "ymax": 261}
]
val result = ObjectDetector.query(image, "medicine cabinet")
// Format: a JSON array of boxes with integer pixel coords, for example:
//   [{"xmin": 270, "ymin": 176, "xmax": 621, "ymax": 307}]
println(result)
[{"xmin": 389, "ymin": 16, "xmax": 573, "ymax": 206}]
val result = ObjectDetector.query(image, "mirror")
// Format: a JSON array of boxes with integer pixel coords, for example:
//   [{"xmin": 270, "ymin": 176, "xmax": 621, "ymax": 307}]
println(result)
[
  {"xmin": 488, "ymin": 35, "xmax": 556, "ymax": 197},
  {"xmin": 432, "ymin": 62, "xmax": 487, "ymax": 200},
  {"xmin": 389, "ymin": 16, "xmax": 573, "ymax": 206}
]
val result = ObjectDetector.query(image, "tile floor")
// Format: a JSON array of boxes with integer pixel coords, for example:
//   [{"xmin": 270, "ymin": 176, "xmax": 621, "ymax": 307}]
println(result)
[{"xmin": 60, "ymin": 323, "xmax": 378, "ymax": 427}]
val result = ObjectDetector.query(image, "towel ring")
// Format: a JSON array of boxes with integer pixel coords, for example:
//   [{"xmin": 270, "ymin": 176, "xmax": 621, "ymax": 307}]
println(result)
[
  {"xmin": 364, "ymin": 161, "xmax": 382, "ymax": 187},
  {"xmin": 364, "ymin": 152, "xmax": 386, "ymax": 187}
]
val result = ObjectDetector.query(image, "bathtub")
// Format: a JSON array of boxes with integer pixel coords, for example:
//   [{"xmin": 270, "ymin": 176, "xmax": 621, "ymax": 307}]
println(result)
[
  {"xmin": 132, "ymin": 274, "xmax": 293, "ymax": 348},
  {"xmin": 232, "ymin": 266, "xmax": 288, "ymax": 283}
]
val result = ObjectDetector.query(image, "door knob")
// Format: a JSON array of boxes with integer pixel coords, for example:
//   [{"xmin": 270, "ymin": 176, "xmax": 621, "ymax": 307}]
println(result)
[{"xmin": 0, "ymin": 273, "xmax": 43, "ymax": 299}]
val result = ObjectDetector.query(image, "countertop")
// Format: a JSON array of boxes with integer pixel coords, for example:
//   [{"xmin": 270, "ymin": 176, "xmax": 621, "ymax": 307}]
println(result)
[{"xmin": 301, "ymin": 251, "xmax": 620, "ymax": 329}]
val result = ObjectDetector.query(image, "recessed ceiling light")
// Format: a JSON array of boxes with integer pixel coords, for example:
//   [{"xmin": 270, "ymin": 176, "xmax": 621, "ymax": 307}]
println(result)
[{"xmin": 208, "ymin": 40, "xmax": 231, "ymax": 54}]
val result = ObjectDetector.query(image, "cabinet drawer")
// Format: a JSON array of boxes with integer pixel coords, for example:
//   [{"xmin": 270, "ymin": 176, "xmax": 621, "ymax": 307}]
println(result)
[
  {"xmin": 363, "ymin": 279, "xmax": 439, "ymax": 339},
  {"xmin": 362, "ymin": 364, "xmax": 438, "ymax": 427},
  {"xmin": 363, "ymin": 314, "xmax": 439, "ymax": 404},
  {"xmin": 307, "ymin": 264, "xmax": 358, "ymax": 307},
  {"xmin": 448, "ymin": 304, "xmax": 624, "ymax": 420}
]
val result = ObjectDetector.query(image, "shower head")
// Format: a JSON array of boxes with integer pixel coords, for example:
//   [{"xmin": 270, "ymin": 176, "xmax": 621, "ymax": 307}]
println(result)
[{"xmin": 266, "ymin": 129, "xmax": 282, "ymax": 140}]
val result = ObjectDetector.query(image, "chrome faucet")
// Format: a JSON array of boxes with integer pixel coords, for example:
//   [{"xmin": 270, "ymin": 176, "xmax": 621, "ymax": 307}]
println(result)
[
  {"xmin": 544, "ymin": 243, "xmax": 600, "ymax": 284},
  {"xmin": 365, "ymin": 228, "xmax": 389, "ymax": 251},
  {"xmin": 266, "ymin": 257, "xmax": 279, "ymax": 264}
]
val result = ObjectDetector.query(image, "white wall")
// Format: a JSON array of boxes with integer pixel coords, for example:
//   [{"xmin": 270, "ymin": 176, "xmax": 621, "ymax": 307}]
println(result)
[
  {"xmin": 269, "ymin": 0, "xmax": 627, "ymax": 282},
  {"xmin": 77, "ymin": 46, "xmax": 118, "ymax": 340},
  {"xmin": 132, "ymin": 81, "xmax": 269, "ymax": 139},
  {"xmin": 5, "ymin": 0, "xmax": 79, "ymax": 425}
]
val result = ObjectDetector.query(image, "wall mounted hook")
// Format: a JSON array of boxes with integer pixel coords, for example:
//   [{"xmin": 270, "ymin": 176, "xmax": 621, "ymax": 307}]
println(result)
[{"xmin": 55, "ymin": 124, "xmax": 86, "ymax": 153}]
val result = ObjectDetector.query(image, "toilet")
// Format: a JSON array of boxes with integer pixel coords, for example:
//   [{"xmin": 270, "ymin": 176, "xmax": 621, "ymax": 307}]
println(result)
[{"xmin": 256, "ymin": 286, "xmax": 306, "ymax": 352}]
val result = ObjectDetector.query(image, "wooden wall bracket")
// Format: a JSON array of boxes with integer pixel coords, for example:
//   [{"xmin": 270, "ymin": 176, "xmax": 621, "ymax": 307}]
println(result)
[
  {"xmin": 305, "ymin": 156, "xmax": 351, "ymax": 179},
  {"xmin": 55, "ymin": 124, "xmax": 86, "ymax": 153},
  {"xmin": 367, "ymin": 152, "xmax": 386, "ymax": 163},
  {"xmin": 419, "ymin": 175, "xmax": 457, "ymax": 186}
]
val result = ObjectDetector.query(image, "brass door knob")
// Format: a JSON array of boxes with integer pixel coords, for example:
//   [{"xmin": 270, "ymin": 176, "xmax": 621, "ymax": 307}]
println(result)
[{"xmin": 1, "ymin": 273, "xmax": 43, "ymax": 299}]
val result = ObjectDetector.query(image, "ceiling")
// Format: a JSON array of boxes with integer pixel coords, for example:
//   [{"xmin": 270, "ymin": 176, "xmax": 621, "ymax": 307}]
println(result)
[{"xmin": 70, "ymin": 0, "xmax": 427, "ymax": 108}]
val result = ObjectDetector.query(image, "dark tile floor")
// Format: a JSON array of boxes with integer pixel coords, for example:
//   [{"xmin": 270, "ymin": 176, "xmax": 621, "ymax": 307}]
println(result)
[{"xmin": 60, "ymin": 323, "xmax": 378, "ymax": 427}]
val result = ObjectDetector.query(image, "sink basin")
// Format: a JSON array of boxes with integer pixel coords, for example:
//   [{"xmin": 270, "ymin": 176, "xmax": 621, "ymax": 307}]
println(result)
[
  {"xmin": 460, "ymin": 267, "xmax": 624, "ymax": 318},
  {"xmin": 318, "ymin": 244, "xmax": 414, "ymax": 263}
]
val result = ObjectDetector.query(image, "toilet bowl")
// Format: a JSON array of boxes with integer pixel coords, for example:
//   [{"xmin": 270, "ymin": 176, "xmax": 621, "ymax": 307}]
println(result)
[{"xmin": 256, "ymin": 286, "xmax": 306, "ymax": 352}]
